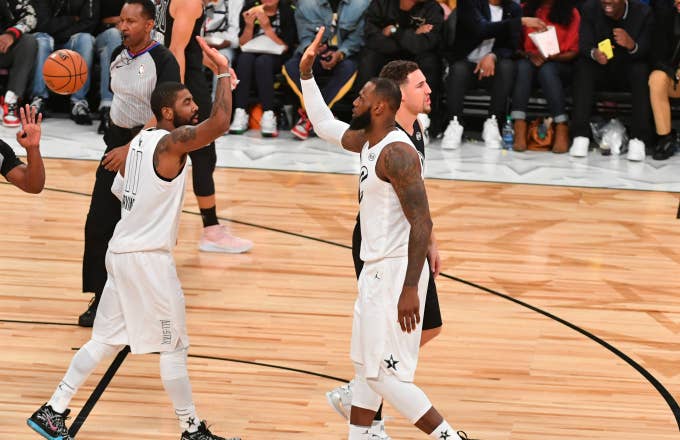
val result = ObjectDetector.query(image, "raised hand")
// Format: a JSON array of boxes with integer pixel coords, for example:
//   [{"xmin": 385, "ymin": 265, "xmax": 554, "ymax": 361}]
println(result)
[
  {"xmin": 16, "ymin": 104, "xmax": 42, "ymax": 150},
  {"xmin": 300, "ymin": 26, "xmax": 325, "ymax": 79}
]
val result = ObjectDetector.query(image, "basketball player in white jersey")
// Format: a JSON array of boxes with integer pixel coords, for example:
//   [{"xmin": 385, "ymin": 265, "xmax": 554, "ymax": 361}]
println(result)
[
  {"xmin": 27, "ymin": 37, "xmax": 239, "ymax": 440},
  {"xmin": 301, "ymin": 28, "xmax": 473, "ymax": 440}
]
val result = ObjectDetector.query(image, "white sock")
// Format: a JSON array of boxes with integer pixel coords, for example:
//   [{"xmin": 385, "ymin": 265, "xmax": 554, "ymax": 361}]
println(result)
[
  {"xmin": 4, "ymin": 90, "xmax": 17, "ymax": 104},
  {"xmin": 48, "ymin": 381, "xmax": 76, "ymax": 414},
  {"xmin": 430, "ymin": 420, "xmax": 460, "ymax": 440},
  {"xmin": 348, "ymin": 424, "xmax": 371, "ymax": 440},
  {"xmin": 47, "ymin": 344, "xmax": 103, "ymax": 413},
  {"xmin": 175, "ymin": 404, "xmax": 201, "ymax": 433}
]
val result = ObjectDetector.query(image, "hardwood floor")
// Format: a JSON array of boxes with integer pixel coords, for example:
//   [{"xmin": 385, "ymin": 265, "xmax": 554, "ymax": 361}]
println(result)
[{"xmin": 1, "ymin": 158, "xmax": 679, "ymax": 439}]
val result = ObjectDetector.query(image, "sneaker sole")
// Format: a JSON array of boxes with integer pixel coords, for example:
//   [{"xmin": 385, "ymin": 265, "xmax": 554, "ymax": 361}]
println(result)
[
  {"xmin": 2, "ymin": 122, "xmax": 20, "ymax": 128},
  {"xmin": 325, "ymin": 391, "xmax": 349, "ymax": 420},
  {"xmin": 261, "ymin": 132, "xmax": 278, "ymax": 138},
  {"xmin": 291, "ymin": 129, "xmax": 309, "ymax": 140},
  {"xmin": 229, "ymin": 128, "xmax": 248, "ymax": 134},
  {"xmin": 198, "ymin": 242, "xmax": 253, "ymax": 254},
  {"xmin": 27, "ymin": 419, "xmax": 66, "ymax": 440}
]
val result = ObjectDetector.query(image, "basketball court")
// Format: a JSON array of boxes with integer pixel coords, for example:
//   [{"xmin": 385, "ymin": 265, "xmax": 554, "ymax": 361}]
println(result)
[{"xmin": 1, "ymin": 120, "xmax": 679, "ymax": 439}]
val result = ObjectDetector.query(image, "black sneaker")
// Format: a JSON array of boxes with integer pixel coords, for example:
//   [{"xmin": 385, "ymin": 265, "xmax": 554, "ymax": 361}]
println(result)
[
  {"xmin": 181, "ymin": 421, "xmax": 240, "ymax": 440},
  {"xmin": 457, "ymin": 431, "xmax": 479, "ymax": 440},
  {"xmin": 97, "ymin": 106, "xmax": 110, "ymax": 135},
  {"xmin": 70, "ymin": 99, "xmax": 92, "ymax": 125},
  {"xmin": 27, "ymin": 403, "xmax": 72, "ymax": 440},
  {"xmin": 652, "ymin": 133, "xmax": 677, "ymax": 161},
  {"xmin": 78, "ymin": 296, "xmax": 98, "ymax": 327}
]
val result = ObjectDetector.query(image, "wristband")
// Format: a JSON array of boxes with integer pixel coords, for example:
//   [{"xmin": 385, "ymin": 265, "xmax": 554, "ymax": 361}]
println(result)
[{"xmin": 216, "ymin": 72, "xmax": 231, "ymax": 79}]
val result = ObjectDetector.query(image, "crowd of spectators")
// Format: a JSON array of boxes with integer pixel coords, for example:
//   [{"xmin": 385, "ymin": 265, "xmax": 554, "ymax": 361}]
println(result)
[{"xmin": 2, "ymin": 0, "xmax": 680, "ymax": 160}]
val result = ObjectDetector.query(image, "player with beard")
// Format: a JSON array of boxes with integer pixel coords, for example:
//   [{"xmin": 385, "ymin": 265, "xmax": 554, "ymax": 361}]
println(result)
[
  {"xmin": 322, "ymin": 61, "xmax": 444, "ymax": 440},
  {"xmin": 27, "ymin": 37, "xmax": 240, "ymax": 440},
  {"xmin": 301, "ymin": 27, "xmax": 472, "ymax": 440}
]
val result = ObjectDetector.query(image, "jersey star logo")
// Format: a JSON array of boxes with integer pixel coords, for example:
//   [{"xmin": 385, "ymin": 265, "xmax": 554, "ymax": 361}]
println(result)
[
  {"xmin": 385, "ymin": 354, "xmax": 399, "ymax": 370},
  {"xmin": 439, "ymin": 429, "xmax": 451, "ymax": 439}
]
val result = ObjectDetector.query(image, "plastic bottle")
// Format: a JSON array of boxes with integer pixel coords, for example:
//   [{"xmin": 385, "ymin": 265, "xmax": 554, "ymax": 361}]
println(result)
[{"xmin": 502, "ymin": 116, "xmax": 514, "ymax": 150}]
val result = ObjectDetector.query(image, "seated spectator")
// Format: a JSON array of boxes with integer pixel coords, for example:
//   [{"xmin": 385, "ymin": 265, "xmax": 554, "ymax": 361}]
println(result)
[
  {"xmin": 648, "ymin": 0, "xmax": 680, "ymax": 160},
  {"xmin": 32, "ymin": 0, "xmax": 100, "ymax": 125},
  {"xmin": 441, "ymin": 0, "xmax": 545, "ymax": 144},
  {"xmin": 281, "ymin": 0, "xmax": 369, "ymax": 140},
  {"xmin": 0, "ymin": 105, "xmax": 45, "ymax": 193},
  {"xmin": 569, "ymin": 0, "xmax": 653, "ymax": 160},
  {"xmin": 204, "ymin": 0, "xmax": 244, "ymax": 100},
  {"xmin": 230, "ymin": 0, "xmax": 296, "ymax": 137},
  {"xmin": 358, "ymin": 0, "xmax": 444, "ymax": 135},
  {"xmin": 0, "ymin": 0, "xmax": 38, "ymax": 127},
  {"xmin": 510, "ymin": 0, "xmax": 580, "ymax": 153},
  {"xmin": 94, "ymin": 0, "xmax": 124, "ymax": 134}
]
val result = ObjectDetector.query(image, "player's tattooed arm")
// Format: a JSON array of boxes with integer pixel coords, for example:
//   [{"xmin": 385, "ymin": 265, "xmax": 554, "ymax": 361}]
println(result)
[
  {"xmin": 378, "ymin": 142, "xmax": 432, "ymax": 332},
  {"xmin": 154, "ymin": 134, "xmax": 188, "ymax": 180}
]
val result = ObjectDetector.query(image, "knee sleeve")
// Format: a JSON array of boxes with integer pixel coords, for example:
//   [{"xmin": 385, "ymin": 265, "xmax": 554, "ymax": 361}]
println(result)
[
  {"xmin": 160, "ymin": 347, "xmax": 189, "ymax": 381},
  {"xmin": 366, "ymin": 373, "xmax": 432, "ymax": 424},
  {"xmin": 351, "ymin": 363, "xmax": 382, "ymax": 411},
  {"xmin": 188, "ymin": 144, "xmax": 216, "ymax": 197},
  {"xmin": 82, "ymin": 339, "xmax": 124, "ymax": 363}
]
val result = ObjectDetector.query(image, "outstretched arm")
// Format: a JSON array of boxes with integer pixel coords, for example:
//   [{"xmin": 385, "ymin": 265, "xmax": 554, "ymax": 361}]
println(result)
[
  {"xmin": 6, "ymin": 105, "xmax": 45, "ymax": 193},
  {"xmin": 299, "ymin": 26, "xmax": 364, "ymax": 152},
  {"xmin": 154, "ymin": 36, "xmax": 232, "ymax": 179},
  {"xmin": 377, "ymin": 142, "xmax": 432, "ymax": 333}
]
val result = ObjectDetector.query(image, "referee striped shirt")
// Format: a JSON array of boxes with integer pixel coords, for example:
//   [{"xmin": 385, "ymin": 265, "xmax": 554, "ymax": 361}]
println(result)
[{"xmin": 109, "ymin": 42, "xmax": 181, "ymax": 129}]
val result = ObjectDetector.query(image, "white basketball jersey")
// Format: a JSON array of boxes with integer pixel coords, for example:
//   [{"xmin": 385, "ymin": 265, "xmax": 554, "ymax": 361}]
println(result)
[
  {"xmin": 359, "ymin": 129, "xmax": 424, "ymax": 262},
  {"xmin": 108, "ymin": 128, "xmax": 188, "ymax": 254}
]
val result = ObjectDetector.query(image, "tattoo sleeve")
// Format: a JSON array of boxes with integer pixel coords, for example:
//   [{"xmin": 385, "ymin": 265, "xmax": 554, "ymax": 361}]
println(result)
[
  {"xmin": 211, "ymin": 70, "xmax": 233, "ymax": 123},
  {"xmin": 380, "ymin": 143, "xmax": 432, "ymax": 288}
]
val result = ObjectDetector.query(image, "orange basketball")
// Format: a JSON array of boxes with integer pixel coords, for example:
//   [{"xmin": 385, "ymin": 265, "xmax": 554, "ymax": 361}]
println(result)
[{"xmin": 42, "ymin": 49, "xmax": 88, "ymax": 95}]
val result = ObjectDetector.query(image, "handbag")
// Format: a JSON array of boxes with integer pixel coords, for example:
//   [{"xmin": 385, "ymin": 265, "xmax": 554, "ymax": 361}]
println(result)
[{"xmin": 526, "ymin": 117, "xmax": 554, "ymax": 151}]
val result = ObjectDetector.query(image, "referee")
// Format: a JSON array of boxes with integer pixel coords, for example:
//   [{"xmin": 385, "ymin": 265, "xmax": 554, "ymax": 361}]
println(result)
[{"xmin": 79, "ymin": 0, "xmax": 181, "ymax": 326}]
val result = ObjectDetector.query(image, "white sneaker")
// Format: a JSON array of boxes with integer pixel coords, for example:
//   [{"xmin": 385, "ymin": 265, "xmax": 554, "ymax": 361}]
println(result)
[
  {"xmin": 627, "ymin": 138, "xmax": 646, "ymax": 161},
  {"xmin": 416, "ymin": 113, "xmax": 430, "ymax": 146},
  {"xmin": 441, "ymin": 116, "xmax": 463, "ymax": 150},
  {"xmin": 199, "ymin": 225, "xmax": 253, "ymax": 253},
  {"xmin": 260, "ymin": 110, "xmax": 278, "ymax": 137},
  {"xmin": 569, "ymin": 136, "xmax": 590, "ymax": 157},
  {"xmin": 482, "ymin": 115, "xmax": 502, "ymax": 149},
  {"xmin": 368, "ymin": 420, "xmax": 392, "ymax": 440},
  {"xmin": 230, "ymin": 108, "xmax": 248, "ymax": 134},
  {"xmin": 325, "ymin": 381, "xmax": 352, "ymax": 420}
]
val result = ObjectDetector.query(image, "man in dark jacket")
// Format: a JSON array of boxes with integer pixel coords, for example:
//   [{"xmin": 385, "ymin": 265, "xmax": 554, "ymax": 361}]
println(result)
[
  {"xmin": 648, "ymin": 0, "xmax": 680, "ymax": 160},
  {"xmin": 30, "ymin": 0, "xmax": 100, "ymax": 125},
  {"xmin": 0, "ymin": 0, "xmax": 38, "ymax": 127},
  {"xmin": 569, "ymin": 0, "xmax": 653, "ymax": 160},
  {"xmin": 442, "ymin": 0, "xmax": 545, "ymax": 136},
  {"xmin": 358, "ymin": 0, "xmax": 444, "ymax": 134}
]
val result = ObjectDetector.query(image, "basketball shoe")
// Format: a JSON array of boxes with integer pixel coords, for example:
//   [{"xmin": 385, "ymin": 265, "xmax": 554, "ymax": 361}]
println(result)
[
  {"xmin": 181, "ymin": 421, "xmax": 240, "ymax": 440},
  {"xmin": 199, "ymin": 225, "xmax": 253, "ymax": 254},
  {"xmin": 27, "ymin": 403, "xmax": 72, "ymax": 440},
  {"xmin": 326, "ymin": 382, "xmax": 392, "ymax": 439}
]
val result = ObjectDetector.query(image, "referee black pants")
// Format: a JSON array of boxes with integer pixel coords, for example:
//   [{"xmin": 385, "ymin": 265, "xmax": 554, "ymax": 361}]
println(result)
[{"xmin": 82, "ymin": 124, "xmax": 141, "ymax": 300}]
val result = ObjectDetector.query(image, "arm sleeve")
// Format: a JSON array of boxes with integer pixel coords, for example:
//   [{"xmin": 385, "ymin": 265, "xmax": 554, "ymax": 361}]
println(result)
[
  {"xmin": 300, "ymin": 77, "xmax": 349, "ymax": 148},
  {"xmin": 631, "ymin": 8, "xmax": 653, "ymax": 61},
  {"xmin": 0, "ymin": 140, "xmax": 23, "ymax": 178},
  {"xmin": 363, "ymin": 0, "xmax": 400, "ymax": 54},
  {"xmin": 578, "ymin": 1, "xmax": 597, "ymax": 58},
  {"xmin": 394, "ymin": 2, "xmax": 444, "ymax": 55}
]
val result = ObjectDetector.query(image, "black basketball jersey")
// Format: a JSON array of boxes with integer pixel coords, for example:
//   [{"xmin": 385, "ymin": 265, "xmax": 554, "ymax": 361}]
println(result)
[
  {"xmin": 153, "ymin": 0, "xmax": 205, "ymax": 74},
  {"xmin": 396, "ymin": 119, "xmax": 426, "ymax": 158}
]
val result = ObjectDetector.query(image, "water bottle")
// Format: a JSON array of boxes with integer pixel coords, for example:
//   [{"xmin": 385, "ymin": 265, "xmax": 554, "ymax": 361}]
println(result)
[{"xmin": 502, "ymin": 116, "xmax": 514, "ymax": 150}]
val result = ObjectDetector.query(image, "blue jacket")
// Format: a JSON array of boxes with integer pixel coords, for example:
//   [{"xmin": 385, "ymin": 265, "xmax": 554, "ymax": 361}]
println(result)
[
  {"xmin": 294, "ymin": 0, "xmax": 370, "ymax": 57},
  {"xmin": 447, "ymin": 0, "xmax": 522, "ymax": 62}
]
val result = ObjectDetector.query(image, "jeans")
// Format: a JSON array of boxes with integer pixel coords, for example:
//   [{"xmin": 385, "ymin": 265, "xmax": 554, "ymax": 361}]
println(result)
[
  {"xmin": 32, "ymin": 32, "xmax": 95, "ymax": 102},
  {"xmin": 511, "ymin": 59, "xmax": 572, "ymax": 123},
  {"xmin": 0, "ymin": 33, "xmax": 37, "ymax": 99},
  {"xmin": 282, "ymin": 51, "xmax": 357, "ymax": 108},
  {"xmin": 446, "ymin": 58, "xmax": 516, "ymax": 125},
  {"xmin": 233, "ymin": 52, "xmax": 283, "ymax": 111},
  {"xmin": 210, "ymin": 47, "xmax": 235, "ymax": 101},
  {"xmin": 95, "ymin": 27, "xmax": 122, "ymax": 109}
]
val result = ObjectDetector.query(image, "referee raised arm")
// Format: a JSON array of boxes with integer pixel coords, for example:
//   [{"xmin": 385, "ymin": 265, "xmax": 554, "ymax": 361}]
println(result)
[{"xmin": 79, "ymin": 0, "xmax": 181, "ymax": 327}]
